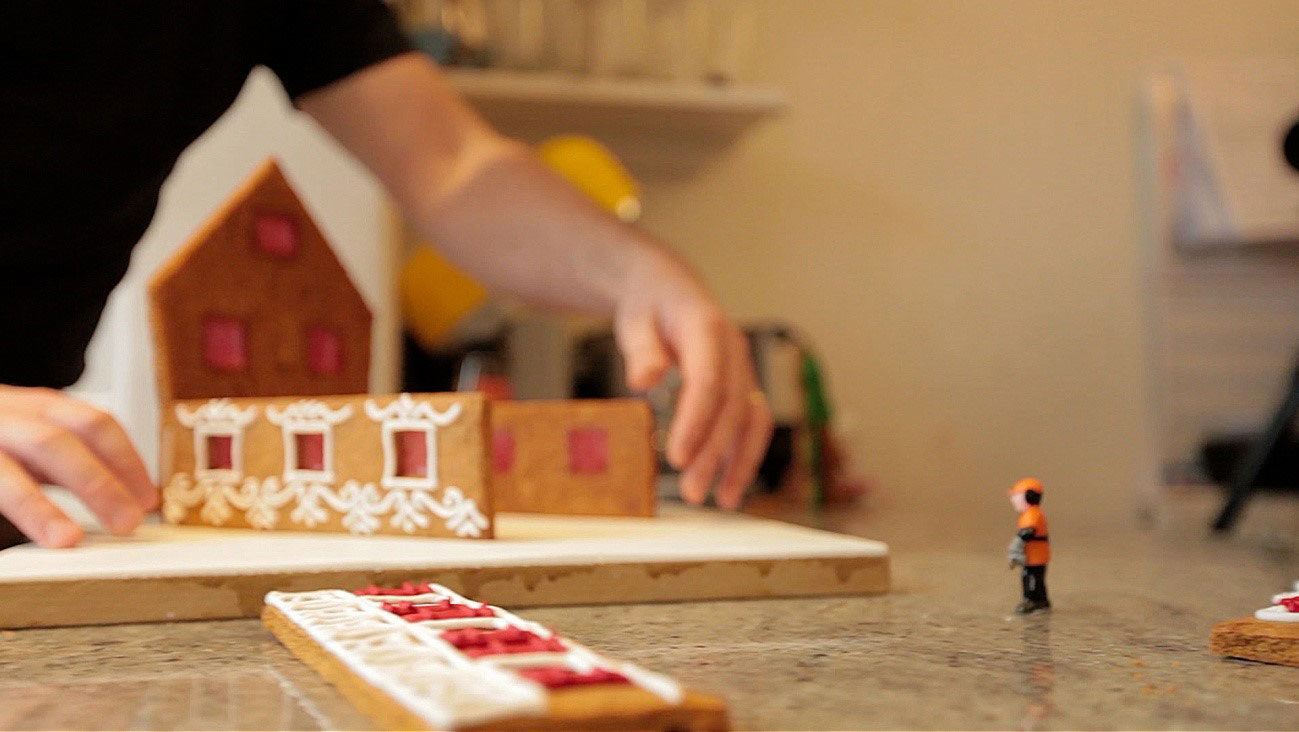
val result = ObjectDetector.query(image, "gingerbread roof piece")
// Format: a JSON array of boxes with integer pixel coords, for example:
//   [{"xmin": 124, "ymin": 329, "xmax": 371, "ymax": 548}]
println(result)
[{"xmin": 149, "ymin": 159, "xmax": 371, "ymax": 402}]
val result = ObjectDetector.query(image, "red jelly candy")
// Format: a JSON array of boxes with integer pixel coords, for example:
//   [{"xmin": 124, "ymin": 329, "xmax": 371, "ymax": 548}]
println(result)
[
  {"xmin": 517, "ymin": 667, "xmax": 630, "ymax": 688},
  {"xmin": 355, "ymin": 581, "xmax": 432, "ymax": 596},
  {"xmin": 441, "ymin": 627, "xmax": 565, "ymax": 657}
]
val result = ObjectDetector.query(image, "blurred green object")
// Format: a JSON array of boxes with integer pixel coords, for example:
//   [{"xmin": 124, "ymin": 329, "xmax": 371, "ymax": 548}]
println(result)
[{"xmin": 802, "ymin": 351, "xmax": 831, "ymax": 506}]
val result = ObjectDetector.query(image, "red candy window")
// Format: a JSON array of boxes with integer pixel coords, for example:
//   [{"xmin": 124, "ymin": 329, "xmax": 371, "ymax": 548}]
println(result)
[
  {"xmin": 202, "ymin": 316, "xmax": 247, "ymax": 372},
  {"xmin": 567, "ymin": 428, "xmax": 608, "ymax": 474},
  {"xmin": 1281, "ymin": 596, "xmax": 1299, "ymax": 612},
  {"xmin": 440, "ymin": 627, "xmax": 565, "ymax": 658},
  {"xmin": 382, "ymin": 599, "xmax": 496, "ymax": 622},
  {"xmin": 206, "ymin": 434, "xmax": 233, "ymax": 470},
  {"xmin": 491, "ymin": 428, "xmax": 515, "ymax": 473},
  {"xmin": 295, "ymin": 433, "xmax": 326, "ymax": 471},
  {"xmin": 306, "ymin": 326, "xmax": 343, "ymax": 376},
  {"xmin": 517, "ymin": 667, "xmax": 630, "ymax": 688},
  {"xmin": 395, "ymin": 430, "xmax": 429, "ymax": 478},
  {"xmin": 253, "ymin": 212, "xmax": 298, "ymax": 258}
]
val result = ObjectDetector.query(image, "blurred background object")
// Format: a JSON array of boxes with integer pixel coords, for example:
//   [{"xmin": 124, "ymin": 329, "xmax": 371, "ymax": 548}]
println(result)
[
  {"xmin": 1138, "ymin": 59, "xmax": 1299, "ymax": 531},
  {"xmin": 390, "ymin": 0, "xmax": 755, "ymax": 83}
]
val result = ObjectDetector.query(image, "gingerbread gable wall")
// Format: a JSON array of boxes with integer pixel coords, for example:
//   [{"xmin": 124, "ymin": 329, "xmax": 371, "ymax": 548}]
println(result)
[{"xmin": 149, "ymin": 159, "xmax": 371, "ymax": 403}]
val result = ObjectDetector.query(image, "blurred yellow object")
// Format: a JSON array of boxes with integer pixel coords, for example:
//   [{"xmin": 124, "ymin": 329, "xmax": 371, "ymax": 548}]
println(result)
[
  {"xmin": 401, "ymin": 136, "xmax": 639, "ymax": 349},
  {"xmin": 537, "ymin": 135, "xmax": 642, "ymax": 222},
  {"xmin": 399, "ymin": 246, "xmax": 488, "ymax": 350}
]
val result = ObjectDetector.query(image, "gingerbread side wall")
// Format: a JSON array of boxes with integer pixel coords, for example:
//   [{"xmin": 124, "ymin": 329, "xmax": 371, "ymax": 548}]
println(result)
[
  {"xmin": 160, "ymin": 392, "xmax": 491, "ymax": 539},
  {"xmin": 489, "ymin": 399, "xmax": 657, "ymax": 517}
]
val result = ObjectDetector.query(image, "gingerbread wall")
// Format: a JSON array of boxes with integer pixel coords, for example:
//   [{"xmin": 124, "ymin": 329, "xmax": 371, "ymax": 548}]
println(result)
[
  {"xmin": 160, "ymin": 392, "xmax": 491, "ymax": 539},
  {"xmin": 149, "ymin": 159, "xmax": 371, "ymax": 404},
  {"xmin": 490, "ymin": 399, "xmax": 656, "ymax": 517}
]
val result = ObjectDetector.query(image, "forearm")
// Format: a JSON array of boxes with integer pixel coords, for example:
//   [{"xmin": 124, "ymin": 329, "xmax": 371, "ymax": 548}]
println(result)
[
  {"xmin": 411, "ymin": 139, "xmax": 667, "ymax": 313},
  {"xmin": 301, "ymin": 53, "xmax": 683, "ymax": 313}
]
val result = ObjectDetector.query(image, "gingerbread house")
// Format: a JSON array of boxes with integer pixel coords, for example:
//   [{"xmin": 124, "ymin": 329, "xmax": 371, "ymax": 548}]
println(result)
[
  {"xmin": 148, "ymin": 159, "xmax": 371, "ymax": 403},
  {"xmin": 150, "ymin": 160, "xmax": 654, "ymax": 539}
]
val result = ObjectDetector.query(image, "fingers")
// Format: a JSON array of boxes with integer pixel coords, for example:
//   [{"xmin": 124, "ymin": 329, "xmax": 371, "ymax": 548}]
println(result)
[
  {"xmin": 0, "ymin": 415, "xmax": 142, "ymax": 536},
  {"xmin": 0, "ymin": 386, "xmax": 156, "ymax": 511},
  {"xmin": 678, "ymin": 331, "xmax": 754, "ymax": 508},
  {"xmin": 0, "ymin": 452, "xmax": 83, "ymax": 548},
  {"xmin": 38, "ymin": 395, "xmax": 157, "ymax": 510},
  {"xmin": 614, "ymin": 306, "xmax": 671, "ymax": 392},
  {"xmin": 665, "ymin": 310, "xmax": 727, "ymax": 469},
  {"xmin": 716, "ymin": 394, "xmax": 774, "ymax": 510}
]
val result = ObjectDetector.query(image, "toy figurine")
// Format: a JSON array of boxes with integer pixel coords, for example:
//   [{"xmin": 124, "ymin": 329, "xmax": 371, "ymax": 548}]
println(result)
[{"xmin": 1007, "ymin": 478, "xmax": 1051, "ymax": 614}]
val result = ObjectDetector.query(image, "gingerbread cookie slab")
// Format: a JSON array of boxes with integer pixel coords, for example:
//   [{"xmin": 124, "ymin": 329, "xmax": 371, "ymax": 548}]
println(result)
[
  {"xmin": 263, "ymin": 583, "xmax": 727, "ymax": 731},
  {"xmin": 1210, "ymin": 584, "xmax": 1299, "ymax": 667}
]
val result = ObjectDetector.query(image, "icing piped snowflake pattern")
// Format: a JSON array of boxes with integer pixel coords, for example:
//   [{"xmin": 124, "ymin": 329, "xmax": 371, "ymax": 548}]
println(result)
[{"xmin": 162, "ymin": 395, "xmax": 488, "ymax": 537}]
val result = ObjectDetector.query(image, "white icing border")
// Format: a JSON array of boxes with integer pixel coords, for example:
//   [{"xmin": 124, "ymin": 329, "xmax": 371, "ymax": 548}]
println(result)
[
  {"xmin": 1254, "ymin": 587, "xmax": 1299, "ymax": 623},
  {"xmin": 266, "ymin": 585, "xmax": 682, "ymax": 728}
]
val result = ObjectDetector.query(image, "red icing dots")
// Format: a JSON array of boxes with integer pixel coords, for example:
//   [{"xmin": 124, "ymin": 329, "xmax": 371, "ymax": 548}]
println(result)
[
  {"xmin": 441, "ymin": 627, "xmax": 565, "ymax": 657},
  {"xmin": 1280, "ymin": 596, "xmax": 1299, "ymax": 613},
  {"xmin": 383, "ymin": 599, "xmax": 496, "ymax": 622},
  {"xmin": 354, "ymin": 581, "xmax": 433, "ymax": 596},
  {"xmin": 517, "ymin": 666, "xmax": 630, "ymax": 688}
]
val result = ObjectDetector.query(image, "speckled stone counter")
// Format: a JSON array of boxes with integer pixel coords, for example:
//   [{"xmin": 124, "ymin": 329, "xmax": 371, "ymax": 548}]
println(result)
[{"xmin": 3, "ymin": 493, "xmax": 1299, "ymax": 730}]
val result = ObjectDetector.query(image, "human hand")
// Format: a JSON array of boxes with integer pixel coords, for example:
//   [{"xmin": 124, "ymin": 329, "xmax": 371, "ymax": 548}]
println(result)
[
  {"xmin": 0, "ymin": 386, "xmax": 156, "ymax": 547},
  {"xmin": 613, "ymin": 255, "xmax": 773, "ymax": 510},
  {"xmin": 1007, "ymin": 537, "xmax": 1026, "ymax": 568}
]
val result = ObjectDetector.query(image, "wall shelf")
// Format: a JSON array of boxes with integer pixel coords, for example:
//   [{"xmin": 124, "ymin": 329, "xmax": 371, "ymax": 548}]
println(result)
[{"xmin": 446, "ymin": 68, "xmax": 787, "ymax": 175}]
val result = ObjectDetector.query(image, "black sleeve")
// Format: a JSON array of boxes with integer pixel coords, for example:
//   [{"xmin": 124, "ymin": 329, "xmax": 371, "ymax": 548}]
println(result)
[
  {"xmin": 1017, "ymin": 527, "xmax": 1036, "ymax": 541},
  {"xmin": 258, "ymin": 0, "xmax": 413, "ymax": 100}
]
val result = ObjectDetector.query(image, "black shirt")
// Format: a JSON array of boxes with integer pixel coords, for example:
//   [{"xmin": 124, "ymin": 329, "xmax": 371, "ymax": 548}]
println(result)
[{"xmin": 1, "ymin": 2, "xmax": 411, "ymax": 387}]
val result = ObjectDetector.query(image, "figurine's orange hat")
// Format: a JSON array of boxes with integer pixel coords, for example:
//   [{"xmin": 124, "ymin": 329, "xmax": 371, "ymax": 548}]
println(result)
[{"xmin": 1009, "ymin": 478, "xmax": 1044, "ymax": 495}]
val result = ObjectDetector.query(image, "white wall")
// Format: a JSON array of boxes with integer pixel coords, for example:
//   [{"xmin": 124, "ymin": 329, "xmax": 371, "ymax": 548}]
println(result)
[
  {"xmin": 638, "ymin": 1, "xmax": 1299, "ymax": 530},
  {"xmin": 71, "ymin": 68, "xmax": 398, "ymax": 475}
]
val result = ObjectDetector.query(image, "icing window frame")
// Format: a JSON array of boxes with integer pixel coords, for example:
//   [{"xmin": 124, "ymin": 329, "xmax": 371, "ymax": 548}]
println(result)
[
  {"xmin": 267, "ymin": 400, "xmax": 355, "ymax": 486},
  {"xmin": 380, "ymin": 418, "xmax": 437, "ymax": 491},
  {"xmin": 363, "ymin": 395, "xmax": 462, "ymax": 492},
  {"xmin": 194, "ymin": 422, "xmax": 246, "ymax": 482},
  {"xmin": 175, "ymin": 400, "xmax": 258, "ymax": 483},
  {"xmin": 281, "ymin": 421, "xmax": 337, "ymax": 484}
]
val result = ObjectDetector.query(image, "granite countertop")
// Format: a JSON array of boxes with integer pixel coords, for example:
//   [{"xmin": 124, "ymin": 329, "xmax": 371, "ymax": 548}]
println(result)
[{"xmin": 3, "ymin": 493, "xmax": 1299, "ymax": 730}]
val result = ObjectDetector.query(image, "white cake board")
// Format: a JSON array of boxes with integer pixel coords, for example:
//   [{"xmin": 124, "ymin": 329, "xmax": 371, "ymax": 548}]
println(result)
[{"xmin": 0, "ymin": 504, "xmax": 889, "ymax": 628}]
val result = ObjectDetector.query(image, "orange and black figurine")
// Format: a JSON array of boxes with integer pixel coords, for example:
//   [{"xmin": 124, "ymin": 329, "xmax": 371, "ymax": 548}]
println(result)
[{"xmin": 1007, "ymin": 478, "xmax": 1051, "ymax": 614}]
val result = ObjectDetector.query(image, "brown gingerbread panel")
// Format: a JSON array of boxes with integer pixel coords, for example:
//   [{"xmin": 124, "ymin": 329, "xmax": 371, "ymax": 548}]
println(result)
[
  {"xmin": 149, "ymin": 159, "xmax": 371, "ymax": 404},
  {"xmin": 490, "ymin": 399, "xmax": 656, "ymax": 516},
  {"xmin": 160, "ymin": 392, "xmax": 491, "ymax": 539},
  {"xmin": 1211, "ymin": 616, "xmax": 1299, "ymax": 667}
]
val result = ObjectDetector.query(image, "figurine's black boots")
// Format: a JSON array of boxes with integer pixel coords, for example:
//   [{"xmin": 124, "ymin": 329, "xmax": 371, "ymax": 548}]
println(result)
[{"xmin": 1017, "ymin": 565, "xmax": 1051, "ymax": 614}]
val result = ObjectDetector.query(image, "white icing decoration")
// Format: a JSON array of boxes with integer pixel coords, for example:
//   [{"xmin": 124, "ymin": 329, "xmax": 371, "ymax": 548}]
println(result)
[
  {"xmin": 1254, "ymin": 588, "xmax": 1299, "ymax": 623},
  {"xmin": 162, "ymin": 396, "xmax": 488, "ymax": 537},
  {"xmin": 267, "ymin": 399, "xmax": 354, "ymax": 486},
  {"xmin": 1255, "ymin": 606, "xmax": 1299, "ymax": 622},
  {"xmin": 365, "ymin": 394, "xmax": 462, "ymax": 492},
  {"xmin": 264, "ymin": 585, "xmax": 682, "ymax": 729},
  {"xmin": 163, "ymin": 477, "xmax": 488, "ymax": 537},
  {"xmin": 176, "ymin": 398, "xmax": 258, "ymax": 482}
]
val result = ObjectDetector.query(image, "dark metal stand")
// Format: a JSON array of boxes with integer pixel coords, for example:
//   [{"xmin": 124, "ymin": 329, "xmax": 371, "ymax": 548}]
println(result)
[{"xmin": 1212, "ymin": 355, "xmax": 1299, "ymax": 531}]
